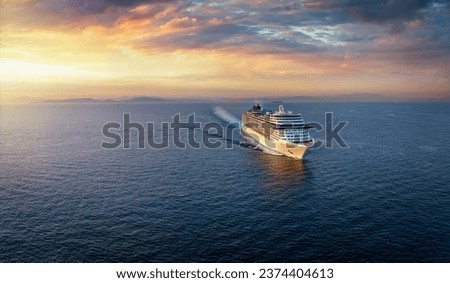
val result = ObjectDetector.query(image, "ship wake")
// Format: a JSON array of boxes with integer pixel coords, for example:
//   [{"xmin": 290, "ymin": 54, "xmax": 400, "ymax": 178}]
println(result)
[
  {"xmin": 212, "ymin": 106, "xmax": 282, "ymax": 156},
  {"xmin": 213, "ymin": 106, "xmax": 241, "ymax": 125}
]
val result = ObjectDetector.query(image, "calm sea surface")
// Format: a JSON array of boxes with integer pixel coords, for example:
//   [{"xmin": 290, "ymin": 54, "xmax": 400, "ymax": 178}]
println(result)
[{"xmin": 0, "ymin": 102, "xmax": 449, "ymax": 262}]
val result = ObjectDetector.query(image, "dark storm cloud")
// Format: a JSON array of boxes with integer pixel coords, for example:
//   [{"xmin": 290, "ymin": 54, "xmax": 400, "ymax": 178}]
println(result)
[
  {"xmin": 63, "ymin": 0, "xmax": 177, "ymax": 14},
  {"xmin": 137, "ymin": 22, "xmax": 321, "ymax": 54},
  {"xmin": 349, "ymin": 0, "xmax": 431, "ymax": 23},
  {"xmin": 5, "ymin": 0, "xmax": 449, "ymax": 61},
  {"xmin": 249, "ymin": 0, "xmax": 448, "ymax": 37},
  {"xmin": 302, "ymin": 0, "xmax": 434, "ymax": 23},
  {"xmin": 3, "ymin": 0, "xmax": 181, "ymax": 28},
  {"xmin": 121, "ymin": 0, "xmax": 448, "ymax": 61}
]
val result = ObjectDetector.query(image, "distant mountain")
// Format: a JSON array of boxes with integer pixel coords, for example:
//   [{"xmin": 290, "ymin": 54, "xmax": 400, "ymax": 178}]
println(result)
[
  {"xmin": 125, "ymin": 96, "xmax": 173, "ymax": 103},
  {"xmin": 326, "ymin": 93, "xmax": 398, "ymax": 102},
  {"xmin": 40, "ymin": 98, "xmax": 106, "ymax": 104},
  {"xmin": 1, "ymin": 95, "xmax": 43, "ymax": 104},
  {"xmin": 269, "ymin": 93, "xmax": 400, "ymax": 103},
  {"xmin": 279, "ymin": 93, "xmax": 450, "ymax": 102},
  {"xmin": 39, "ymin": 96, "xmax": 174, "ymax": 104},
  {"xmin": 29, "ymin": 93, "xmax": 447, "ymax": 105},
  {"xmin": 219, "ymin": 93, "xmax": 404, "ymax": 104}
]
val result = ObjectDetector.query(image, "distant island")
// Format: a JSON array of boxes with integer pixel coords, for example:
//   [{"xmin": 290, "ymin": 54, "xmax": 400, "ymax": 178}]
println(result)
[
  {"xmin": 39, "ymin": 96, "xmax": 176, "ymax": 104},
  {"xmin": 275, "ymin": 93, "xmax": 400, "ymax": 103},
  {"xmin": 8, "ymin": 93, "xmax": 447, "ymax": 105}
]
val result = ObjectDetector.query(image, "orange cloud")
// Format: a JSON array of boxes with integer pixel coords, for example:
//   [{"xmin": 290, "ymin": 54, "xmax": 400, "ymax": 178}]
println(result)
[{"xmin": 0, "ymin": 0, "xmax": 448, "ymax": 102}]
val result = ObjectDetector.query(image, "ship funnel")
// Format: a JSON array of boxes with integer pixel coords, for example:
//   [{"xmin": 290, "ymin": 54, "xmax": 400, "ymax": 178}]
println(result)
[{"xmin": 278, "ymin": 105, "xmax": 285, "ymax": 113}]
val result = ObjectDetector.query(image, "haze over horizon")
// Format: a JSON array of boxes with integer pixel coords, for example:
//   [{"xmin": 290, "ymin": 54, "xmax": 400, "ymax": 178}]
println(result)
[{"xmin": 1, "ymin": 0, "xmax": 449, "ymax": 103}]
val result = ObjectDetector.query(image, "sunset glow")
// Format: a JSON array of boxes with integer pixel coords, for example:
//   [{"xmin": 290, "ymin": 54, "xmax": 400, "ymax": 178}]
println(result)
[{"xmin": 1, "ymin": 0, "xmax": 449, "ymax": 103}]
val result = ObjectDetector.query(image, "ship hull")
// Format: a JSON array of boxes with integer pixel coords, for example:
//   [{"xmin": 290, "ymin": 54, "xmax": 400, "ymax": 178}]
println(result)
[{"xmin": 241, "ymin": 125, "xmax": 313, "ymax": 160}]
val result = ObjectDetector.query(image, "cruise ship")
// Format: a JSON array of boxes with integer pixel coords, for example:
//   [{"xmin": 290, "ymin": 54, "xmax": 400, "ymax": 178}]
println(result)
[{"xmin": 241, "ymin": 104, "xmax": 314, "ymax": 159}]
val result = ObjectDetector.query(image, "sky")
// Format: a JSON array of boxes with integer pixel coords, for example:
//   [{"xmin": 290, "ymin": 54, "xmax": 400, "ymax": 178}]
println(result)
[{"xmin": 0, "ymin": 0, "xmax": 449, "ymax": 102}]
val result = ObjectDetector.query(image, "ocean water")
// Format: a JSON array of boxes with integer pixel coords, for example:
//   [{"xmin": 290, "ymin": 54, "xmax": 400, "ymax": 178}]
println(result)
[{"xmin": 0, "ymin": 102, "xmax": 449, "ymax": 262}]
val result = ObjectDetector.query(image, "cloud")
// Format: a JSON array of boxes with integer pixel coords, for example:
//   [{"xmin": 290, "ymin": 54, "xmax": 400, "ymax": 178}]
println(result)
[
  {"xmin": 301, "ymin": 0, "xmax": 433, "ymax": 23},
  {"xmin": 1, "ymin": 0, "xmax": 181, "ymax": 29},
  {"xmin": 131, "ymin": 21, "xmax": 324, "ymax": 55},
  {"xmin": 350, "ymin": 0, "xmax": 431, "ymax": 23},
  {"xmin": 160, "ymin": 16, "xmax": 198, "ymax": 29},
  {"xmin": 2, "ymin": 0, "xmax": 449, "ymax": 97},
  {"xmin": 50, "ymin": 0, "xmax": 177, "ymax": 15}
]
